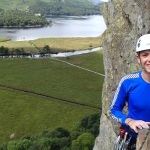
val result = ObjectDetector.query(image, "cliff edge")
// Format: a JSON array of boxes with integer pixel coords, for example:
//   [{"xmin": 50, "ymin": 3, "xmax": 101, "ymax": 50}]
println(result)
[{"xmin": 93, "ymin": 0, "xmax": 150, "ymax": 149}]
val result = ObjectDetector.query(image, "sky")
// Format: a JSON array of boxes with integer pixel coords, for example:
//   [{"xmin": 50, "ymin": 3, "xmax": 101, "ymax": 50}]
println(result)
[{"xmin": 101, "ymin": 0, "xmax": 109, "ymax": 2}]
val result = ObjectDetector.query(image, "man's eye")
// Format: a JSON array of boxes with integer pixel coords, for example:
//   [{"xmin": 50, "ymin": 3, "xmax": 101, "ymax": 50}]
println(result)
[{"xmin": 142, "ymin": 54, "xmax": 148, "ymax": 57}]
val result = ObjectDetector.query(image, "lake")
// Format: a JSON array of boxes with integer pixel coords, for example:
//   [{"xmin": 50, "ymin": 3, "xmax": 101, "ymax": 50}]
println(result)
[{"xmin": 0, "ymin": 15, "xmax": 106, "ymax": 41}]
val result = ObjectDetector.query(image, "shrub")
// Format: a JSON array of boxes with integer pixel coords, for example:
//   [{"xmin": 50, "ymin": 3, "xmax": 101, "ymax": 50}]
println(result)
[{"xmin": 71, "ymin": 132, "xmax": 95, "ymax": 150}]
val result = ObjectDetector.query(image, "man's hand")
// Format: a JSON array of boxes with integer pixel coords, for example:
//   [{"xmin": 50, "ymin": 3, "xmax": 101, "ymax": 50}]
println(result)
[{"xmin": 125, "ymin": 118, "xmax": 150, "ymax": 133}]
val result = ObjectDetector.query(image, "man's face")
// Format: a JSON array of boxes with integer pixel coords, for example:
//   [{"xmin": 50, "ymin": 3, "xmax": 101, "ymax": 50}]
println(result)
[{"xmin": 137, "ymin": 49, "xmax": 150, "ymax": 74}]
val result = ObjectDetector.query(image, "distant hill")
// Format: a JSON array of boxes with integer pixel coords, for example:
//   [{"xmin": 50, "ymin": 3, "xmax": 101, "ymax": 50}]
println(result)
[
  {"xmin": 0, "ymin": 0, "xmax": 101, "ymax": 16},
  {"xmin": 0, "ymin": 0, "xmax": 98, "ymax": 11},
  {"xmin": 0, "ymin": 0, "xmax": 101, "ymax": 27}
]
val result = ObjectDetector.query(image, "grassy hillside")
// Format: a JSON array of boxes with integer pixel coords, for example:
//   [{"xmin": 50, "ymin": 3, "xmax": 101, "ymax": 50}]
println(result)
[
  {"xmin": 0, "ymin": 50, "xmax": 104, "ymax": 145},
  {"xmin": 0, "ymin": 87, "xmax": 99, "ymax": 145},
  {"xmin": 0, "ymin": 37, "xmax": 11, "ymax": 42},
  {"xmin": 0, "ymin": 36, "xmax": 104, "ymax": 145},
  {"xmin": 0, "ymin": 41, "xmax": 38, "ymax": 54},
  {"xmin": 0, "ymin": 52, "xmax": 104, "ymax": 108},
  {"xmin": 30, "ymin": 37, "xmax": 102, "ymax": 53},
  {"xmin": 0, "ymin": 0, "xmax": 96, "ymax": 12}
]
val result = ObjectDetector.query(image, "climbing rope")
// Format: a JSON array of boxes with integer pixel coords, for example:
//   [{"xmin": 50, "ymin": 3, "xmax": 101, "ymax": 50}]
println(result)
[{"xmin": 139, "ymin": 128, "xmax": 150, "ymax": 150}]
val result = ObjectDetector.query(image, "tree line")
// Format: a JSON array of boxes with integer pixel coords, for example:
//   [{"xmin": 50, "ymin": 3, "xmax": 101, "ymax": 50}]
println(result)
[
  {"xmin": 0, "ymin": 10, "xmax": 50, "ymax": 27},
  {"xmin": 29, "ymin": 2, "xmax": 101, "ymax": 16},
  {"xmin": 0, "ymin": 113, "xmax": 100, "ymax": 150},
  {"xmin": 0, "ymin": 45, "xmax": 53, "ymax": 58}
]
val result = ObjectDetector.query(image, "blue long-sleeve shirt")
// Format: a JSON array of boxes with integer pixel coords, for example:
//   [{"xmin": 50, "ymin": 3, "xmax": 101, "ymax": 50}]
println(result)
[{"xmin": 110, "ymin": 71, "xmax": 150, "ymax": 138}]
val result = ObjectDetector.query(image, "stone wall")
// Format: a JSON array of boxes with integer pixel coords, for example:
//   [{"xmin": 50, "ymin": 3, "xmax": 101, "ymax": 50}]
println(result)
[{"xmin": 93, "ymin": 0, "xmax": 150, "ymax": 150}]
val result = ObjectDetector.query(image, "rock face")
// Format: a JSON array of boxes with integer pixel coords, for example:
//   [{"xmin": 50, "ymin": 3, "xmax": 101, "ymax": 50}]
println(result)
[
  {"xmin": 136, "ymin": 129, "xmax": 150, "ymax": 150},
  {"xmin": 93, "ymin": 0, "xmax": 150, "ymax": 150}
]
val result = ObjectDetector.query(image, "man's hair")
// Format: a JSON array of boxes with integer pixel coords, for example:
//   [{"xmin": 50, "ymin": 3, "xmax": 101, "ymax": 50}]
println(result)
[{"xmin": 137, "ymin": 52, "xmax": 140, "ymax": 56}]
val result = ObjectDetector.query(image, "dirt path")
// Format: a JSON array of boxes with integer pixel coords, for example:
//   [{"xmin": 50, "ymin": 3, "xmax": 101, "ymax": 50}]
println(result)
[{"xmin": 52, "ymin": 58, "xmax": 105, "ymax": 77}]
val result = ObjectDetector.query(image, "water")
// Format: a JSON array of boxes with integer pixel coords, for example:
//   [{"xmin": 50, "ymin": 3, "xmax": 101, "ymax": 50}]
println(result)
[
  {"xmin": 0, "ymin": 15, "xmax": 106, "ymax": 41},
  {"xmin": 35, "ymin": 47, "xmax": 102, "ymax": 58}
]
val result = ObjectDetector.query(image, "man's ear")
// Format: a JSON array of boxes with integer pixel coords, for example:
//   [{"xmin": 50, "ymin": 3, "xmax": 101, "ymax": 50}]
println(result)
[{"xmin": 136, "ymin": 53, "xmax": 141, "ymax": 64}]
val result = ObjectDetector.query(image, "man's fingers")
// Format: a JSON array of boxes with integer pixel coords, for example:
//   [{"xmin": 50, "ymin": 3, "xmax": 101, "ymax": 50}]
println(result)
[
  {"xmin": 134, "ymin": 128, "xmax": 139, "ymax": 133},
  {"xmin": 144, "ymin": 124, "xmax": 150, "ymax": 128},
  {"xmin": 129, "ymin": 120, "xmax": 150, "ymax": 133},
  {"xmin": 142, "ymin": 122, "xmax": 150, "ymax": 129}
]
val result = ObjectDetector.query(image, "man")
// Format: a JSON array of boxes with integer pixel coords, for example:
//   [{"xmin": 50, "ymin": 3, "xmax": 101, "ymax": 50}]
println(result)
[{"xmin": 110, "ymin": 34, "xmax": 150, "ymax": 150}]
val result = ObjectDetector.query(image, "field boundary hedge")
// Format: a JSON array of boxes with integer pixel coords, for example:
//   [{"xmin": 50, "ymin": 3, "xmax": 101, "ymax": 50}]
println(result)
[{"xmin": 0, "ymin": 83, "xmax": 101, "ymax": 110}]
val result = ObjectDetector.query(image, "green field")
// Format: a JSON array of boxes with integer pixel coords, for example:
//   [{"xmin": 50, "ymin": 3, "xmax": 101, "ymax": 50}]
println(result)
[
  {"xmin": 0, "ymin": 51, "xmax": 103, "ymax": 108},
  {"xmin": 0, "ymin": 87, "xmax": 98, "ymax": 145},
  {"xmin": 0, "ymin": 37, "xmax": 11, "ymax": 42},
  {"xmin": 0, "ymin": 40, "xmax": 38, "ymax": 53},
  {"xmin": 30, "ymin": 37, "xmax": 102, "ymax": 52},
  {"xmin": 0, "ymin": 37, "xmax": 102, "ymax": 54},
  {"xmin": 0, "ymin": 37, "xmax": 104, "ymax": 145}
]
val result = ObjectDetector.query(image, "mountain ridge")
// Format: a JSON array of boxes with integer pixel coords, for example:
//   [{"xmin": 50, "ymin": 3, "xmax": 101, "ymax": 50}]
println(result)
[{"xmin": 0, "ymin": 0, "xmax": 98, "ymax": 11}]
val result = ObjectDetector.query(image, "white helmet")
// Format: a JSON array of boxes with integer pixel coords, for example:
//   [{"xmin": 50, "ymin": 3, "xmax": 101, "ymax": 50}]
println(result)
[{"xmin": 136, "ymin": 34, "xmax": 150, "ymax": 52}]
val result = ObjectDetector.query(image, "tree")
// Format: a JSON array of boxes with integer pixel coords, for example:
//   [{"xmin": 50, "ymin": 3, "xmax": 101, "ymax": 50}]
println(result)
[
  {"xmin": 43, "ymin": 45, "xmax": 51, "ymax": 55},
  {"xmin": 7, "ymin": 139, "xmax": 31, "ymax": 150},
  {"xmin": 50, "ymin": 127, "xmax": 70, "ymax": 138},
  {"xmin": 71, "ymin": 133, "xmax": 95, "ymax": 150},
  {"xmin": 32, "ymin": 137, "xmax": 52, "ymax": 150},
  {"xmin": 57, "ymin": 137, "xmax": 70, "ymax": 149},
  {"xmin": 20, "ymin": 48, "xmax": 27, "ymax": 57},
  {"xmin": 0, "ymin": 46, "xmax": 9, "ymax": 56},
  {"xmin": 74, "ymin": 113, "xmax": 100, "ymax": 137},
  {"xmin": 16, "ymin": 139, "xmax": 32, "ymax": 150},
  {"xmin": 13, "ymin": 49, "xmax": 21, "ymax": 57},
  {"xmin": 70, "ymin": 131, "xmax": 80, "ymax": 141},
  {"xmin": 7, "ymin": 141, "xmax": 18, "ymax": 150},
  {"xmin": 0, "ymin": 10, "xmax": 50, "ymax": 27}
]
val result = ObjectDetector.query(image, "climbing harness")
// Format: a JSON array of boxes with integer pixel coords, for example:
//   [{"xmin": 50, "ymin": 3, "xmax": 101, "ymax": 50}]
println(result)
[
  {"xmin": 113, "ymin": 127, "xmax": 150, "ymax": 150},
  {"xmin": 113, "ymin": 128, "xmax": 132, "ymax": 150}
]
